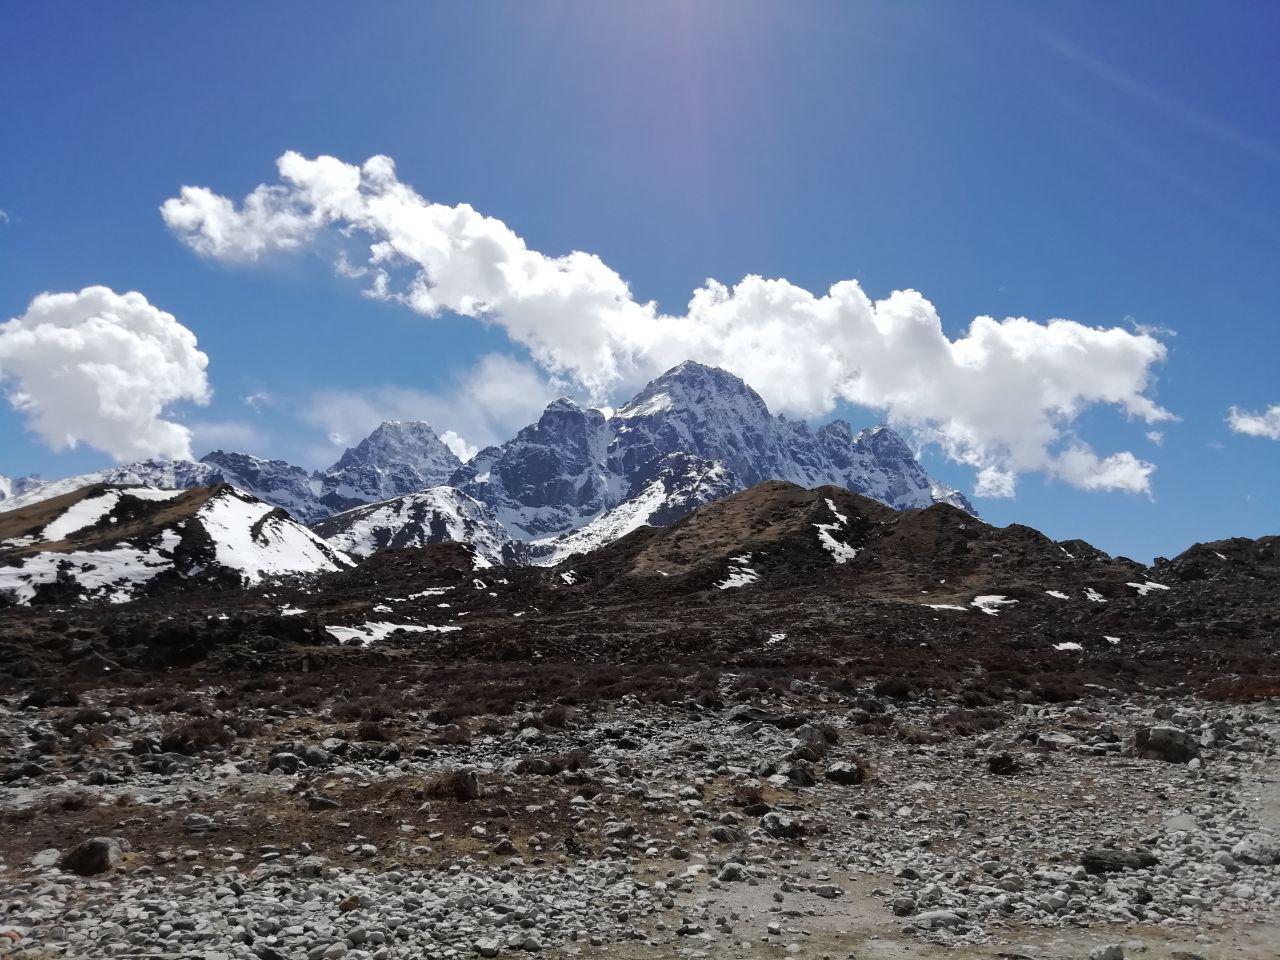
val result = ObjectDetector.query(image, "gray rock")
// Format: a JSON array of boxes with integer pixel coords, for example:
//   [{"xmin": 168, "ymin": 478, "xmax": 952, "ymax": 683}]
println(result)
[
  {"xmin": 1133, "ymin": 726, "xmax": 1199, "ymax": 763},
  {"xmin": 1231, "ymin": 833, "xmax": 1280, "ymax": 866},
  {"xmin": 823, "ymin": 760, "xmax": 866, "ymax": 785},
  {"xmin": 59, "ymin": 837, "xmax": 126, "ymax": 876},
  {"xmin": 1081, "ymin": 847, "xmax": 1158, "ymax": 874}
]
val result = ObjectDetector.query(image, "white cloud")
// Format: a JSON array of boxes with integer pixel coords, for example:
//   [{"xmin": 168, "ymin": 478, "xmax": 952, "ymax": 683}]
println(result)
[
  {"xmin": 303, "ymin": 353, "xmax": 556, "ymax": 468},
  {"xmin": 243, "ymin": 390, "xmax": 272, "ymax": 411},
  {"xmin": 165, "ymin": 152, "xmax": 1175, "ymax": 496},
  {"xmin": 1048, "ymin": 447, "xmax": 1155, "ymax": 495},
  {"xmin": 439, "ymin": 430, "xmax": 478, "ymax": 462},
  {"xmin": 1227, "ymin": 404, "xmax": 1280, "ymax": 441},
  {"xmin": 0, "ymin": 286, "xmax": 210, "ymax": 461},
  {"xmin": 1146, "ymin": 430, "xmax": 1164, "ymax": 446}
]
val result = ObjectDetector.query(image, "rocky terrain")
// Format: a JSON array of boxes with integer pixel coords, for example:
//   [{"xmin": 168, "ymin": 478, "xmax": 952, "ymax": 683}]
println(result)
[{"xmin": 0, "ymin": 478, "xmax": 1278, "ymax": 957}]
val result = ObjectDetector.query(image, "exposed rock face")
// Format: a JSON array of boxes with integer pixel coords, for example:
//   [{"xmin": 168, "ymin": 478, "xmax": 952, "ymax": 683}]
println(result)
[
  {"xmin": 317, "ymin": 421, "xmax": 462, "ymax": 513},
  {"xmin": 524, "ymin": 453, "xmax": 739, "ymax": 565},
  {"xmin": 454, "ymin": 361, "xmax": 972, "ymax": 544},
  {"xmin": 451, "ymin": 399, "xmax": 616, "ymax": 540},
  {"xmin": 0, "ymin": 421, "xmax": 462, "ymax": 526},
  {"xmin": 202, "ymin": 451, "xmax": 327, "ymax": 524},
  {"xmin": 2, "ymin": 364, "xmax": 971, "ymax": 563}
]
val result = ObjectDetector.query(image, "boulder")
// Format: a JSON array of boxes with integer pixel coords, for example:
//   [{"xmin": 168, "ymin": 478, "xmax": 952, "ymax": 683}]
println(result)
[
  {"xmin": 1133, "ymin": 726, "xmax": 1199, "ymax": 763},
  {"xmin": 1081, "ymin": 847, "xmax": 1158, "ymax": 874},
  {"xmin": 824, "ymin": 760, "xmax": 867, "ymax": 785},
  {"xmin": 59, "ymin": 837, "xmax": 127, "ymax": 875}
]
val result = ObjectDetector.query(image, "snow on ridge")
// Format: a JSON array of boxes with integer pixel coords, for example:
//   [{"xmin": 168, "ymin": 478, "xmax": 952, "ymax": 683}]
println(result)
[
  {"xmin": 198, "ymin": 489, "xmax": 350, "ymax": 583},
  {"xmin": 40, "ymin": 487, "xmax": 184, "ymax": 543},
  {"xmin": 317, "ymin": 486, "xmax": 509, "ymax": 566},
  {"xmin": 814, "ymin": 497, "xmax": 859, "ymax": 563}
]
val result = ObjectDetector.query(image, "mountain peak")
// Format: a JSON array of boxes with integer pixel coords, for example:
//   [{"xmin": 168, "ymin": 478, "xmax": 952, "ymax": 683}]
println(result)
[
  {"xmin": 329, "ymin": 420, "xmax": 456, "ymax": 472},
  {"xmin": 617, "ymin": 361, "xmax": 768, "ymax": 421},
  {"xmin": 543, "ymin": 396, "xmax": 586, "ymax": 415},
  {"xmin": 319, "ymin": 420, "xmax": 463, "ymax": 513}
]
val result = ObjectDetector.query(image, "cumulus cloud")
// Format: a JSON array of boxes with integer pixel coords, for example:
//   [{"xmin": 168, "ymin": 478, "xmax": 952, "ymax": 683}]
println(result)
[
  {"xmin": 1227, "ymin": 404, "xmax": 1280, "ymax": 441},
  {"xmin": 439, "ymin": 430, "xmax": 478, "ymax": 462},
  {"xmin": 0, "ymin": 286, "xmax": 210, "ymax": 461},
  {"xmin": 303, "ymin": 353, "xmax": 556, "ymax": 468},
  {"xmin": 165, "ymin": 152, "xmax": 1175, "ymax": 496}
]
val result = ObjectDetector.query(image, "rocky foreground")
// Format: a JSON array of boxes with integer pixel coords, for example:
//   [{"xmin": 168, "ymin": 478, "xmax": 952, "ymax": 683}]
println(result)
[{"xmin": 1, "ymin": 666, "xmax": 1277, "ymax": 960}]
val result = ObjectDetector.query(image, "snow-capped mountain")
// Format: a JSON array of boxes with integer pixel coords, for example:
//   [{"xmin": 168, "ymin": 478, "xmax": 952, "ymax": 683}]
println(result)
[
  {"xmin": 0, "ymin": 474, "xmax": 44, "ymax": 506},
  {"xmin": 317, "ymin": 421, "xmax": 461, "ymax": 513},
  {"xmin": 0, "ymin": 460, "xmax": 223, "ymax": 514},
  {"xmin": 202, "ymin": 451, "xmax": 329, "ymax": 524},
  {"xmin": 453, "ymin": 361, "xmax": 972, "ymax": 544},
  {"xmin": 449, "ymin": 399, "xmax": 619, "ymax": 539},
  {"xmin": 313, "ymin": 486, "xmax": 516, "ymax": 567},
  {"xmin": 0, "ymin": 421, "xmax": 460, "ymax": 525},
  {"xmin": 3, "ymin": 364, "xmax": 972, "ymax": 566},
  {"xmin": 0, "ymin": 484, "xmax": 350, "ymax": 605}
]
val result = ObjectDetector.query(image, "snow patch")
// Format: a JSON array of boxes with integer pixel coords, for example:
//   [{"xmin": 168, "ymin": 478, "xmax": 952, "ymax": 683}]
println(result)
[
  {"xmin": 0, "ymin": 531, "xmax": 181, "ymax": 604},
  {"xmin": 971, "ymin": 595, "xmax": 1017, "ymax": 616},
  {"xmin": 717, "ymin": 557, "xmax": 759, "ymax": 590},
  {"xmin": 325, "ymin": 621, "xmax": 433, "ymax": 646},
  {"xmin": 1127, "ymin": 580, "xmax": 1170, "ymax": 597}
]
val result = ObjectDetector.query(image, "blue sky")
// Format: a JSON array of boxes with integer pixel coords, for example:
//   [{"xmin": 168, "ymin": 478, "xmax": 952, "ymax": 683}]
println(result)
[{"xmin": 1, "ymin": 1, "xmax": 1277, "ymax": 561}]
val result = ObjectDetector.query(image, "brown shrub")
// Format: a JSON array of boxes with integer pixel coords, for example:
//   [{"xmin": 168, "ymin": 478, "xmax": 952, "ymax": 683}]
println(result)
[
  {"xmin": 159, "ymin": 716, "xmax": 235, "ymax": 754},
  {"xmin": 539, "ymin": 704, "xmax": 576, "ymax": 728},
  {"xmin": 355, "ymin": 720, "xmax": 392, "ymax": 742}
]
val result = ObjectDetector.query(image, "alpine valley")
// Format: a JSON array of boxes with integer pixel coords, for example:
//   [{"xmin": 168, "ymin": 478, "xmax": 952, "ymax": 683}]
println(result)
[{"xmin": 3, "ymin": 362, "xmax": 1279, "ymax": 960}]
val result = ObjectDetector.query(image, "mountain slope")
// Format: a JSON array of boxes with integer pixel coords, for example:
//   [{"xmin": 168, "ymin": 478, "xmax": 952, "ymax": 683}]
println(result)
[
  {"xmin": 312, "ymin": 486, "xmax": 516, "ymax": 567},
  {"xmin": 0, "ymin": 460, "xmax": 223, "ymax": 513},
  {"xmin": 525, "ymin": 453, "xmax": 738, "ymax": 565},
  {"xmin": 0, "ymin": 484, "xmax": 351, "ymax": 605}
]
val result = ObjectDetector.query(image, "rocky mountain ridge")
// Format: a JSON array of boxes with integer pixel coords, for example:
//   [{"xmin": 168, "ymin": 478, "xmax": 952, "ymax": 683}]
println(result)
[
  {"xmin": 1, "ymin": 363, "xmax": 971, "ymax": 563},
  {"xmin": 0, "ymin": 483, "xmax": 350, "ymax": 605}
]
